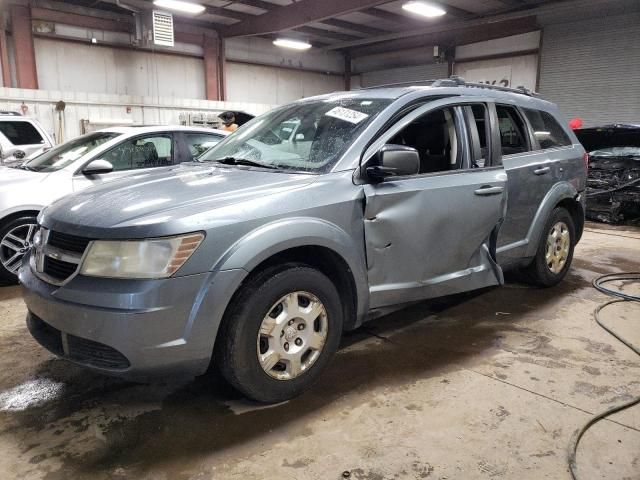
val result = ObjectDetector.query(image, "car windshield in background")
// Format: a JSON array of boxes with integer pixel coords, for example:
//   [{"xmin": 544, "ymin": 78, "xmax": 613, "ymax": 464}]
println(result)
[
  {"xmin": 589, "ymin": 146, "xmax": 640, "ymax": 158},
  {"xmin": 22, "ymin": 132, "xmax": 122, "ymax": 172},
  {"xmin": 200, "ymin": 98, "xmax": 392, "ymax": 173}
]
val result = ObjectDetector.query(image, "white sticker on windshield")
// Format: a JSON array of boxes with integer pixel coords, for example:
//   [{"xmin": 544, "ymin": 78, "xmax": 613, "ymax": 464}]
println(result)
[{"xmin": 325, "ymin": 106, "xmax": 369, "ymax": 124}]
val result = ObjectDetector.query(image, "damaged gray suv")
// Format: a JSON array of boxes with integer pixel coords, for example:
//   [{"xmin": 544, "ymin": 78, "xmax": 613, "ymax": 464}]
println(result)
[{"xmin": 20, "ymin": 78, "xmax": 587, "ymax": 403}]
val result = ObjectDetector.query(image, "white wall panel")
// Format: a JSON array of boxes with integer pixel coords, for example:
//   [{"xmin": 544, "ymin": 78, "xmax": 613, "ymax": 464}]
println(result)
[
  {"xmin": 226, "ymin": 63, "xmax": 344, "ymax": 104},
  {"xmin": 454, "ymin": 54, "xmax": 538, "ymax": 91},
  {"xmin": 34, "ymin": 38, "xmax": 206, "ymax": 99}
]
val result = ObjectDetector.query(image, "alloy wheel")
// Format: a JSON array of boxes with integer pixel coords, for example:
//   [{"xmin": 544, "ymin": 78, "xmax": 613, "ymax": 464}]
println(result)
[{"xmin": 0, "ymin": 223, "xmax": 37, "ymax": 274}]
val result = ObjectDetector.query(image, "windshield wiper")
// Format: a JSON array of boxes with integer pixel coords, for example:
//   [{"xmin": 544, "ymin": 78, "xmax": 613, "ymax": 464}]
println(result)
[
  {"xmin": 214, "ymin": 157, "xmax": 278, "ymax": 169},
  {"xmin": 8, "ymin": 164, "xmax": 37, "ymax": 171}
]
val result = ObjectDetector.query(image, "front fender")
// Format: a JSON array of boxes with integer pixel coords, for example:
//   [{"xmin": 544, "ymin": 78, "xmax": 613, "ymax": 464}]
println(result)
[
  {"xmin": 524, "ymin": 181, "xmax": 579, "ymax": 258},
  {"xmin": 215, "ymin": 217, "xmax": 369, "ymax": 318}
]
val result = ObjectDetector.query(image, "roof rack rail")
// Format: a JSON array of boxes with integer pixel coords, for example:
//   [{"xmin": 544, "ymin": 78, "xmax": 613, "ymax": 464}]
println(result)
[
  {"xmin": 0, "ymin": 110, "xmax": 22, "ymax": 116},
  {"xmin": 362, "ymin": 75, "xmax": 538, "ymax": 97}
]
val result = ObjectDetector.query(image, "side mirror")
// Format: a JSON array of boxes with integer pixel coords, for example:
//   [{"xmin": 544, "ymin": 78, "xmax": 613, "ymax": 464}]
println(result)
[
  {"xmin": 366, "ymin": 144, "xmax": 420, "ymax": 182},
  {"xmin": 82, "ymin": 159, "xmax": 113, "ymax": 175}
]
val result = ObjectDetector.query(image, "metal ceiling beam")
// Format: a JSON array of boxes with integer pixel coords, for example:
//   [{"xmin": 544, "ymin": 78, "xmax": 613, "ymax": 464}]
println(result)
[
  {"xmin": 202, "ymin": 6, "xmax": 254, "ymax": 21},
  {"xmin": 361, "ymin": 7, "xmax": 424, "ymax": 24},
  {"xmin": 220, "ymin": 0, "xmax": 392, "ymax": 37},
  {"xmin": 326, "ymin": 0, "xmax": 595, "ymax": 51},
  {"xmin": 319, "ymin": 18, "xmax": 390, "ymax": 36},
  {"xmin": 295, "ymin": 26, "xmax": 362, "ymax": 42},
  {"xmin": 229, "ymin": 0, "xmax": 275, "ymax": 11},
  {"xmin": 349, "ymin": 16, "xmax": 538, "ymax": 57}
]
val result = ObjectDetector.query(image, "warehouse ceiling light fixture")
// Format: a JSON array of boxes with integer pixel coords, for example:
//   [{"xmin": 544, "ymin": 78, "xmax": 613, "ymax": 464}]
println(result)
[
  {"xmin": 273, "ymin": 38, "xmax": 312, "ymax": 50},
  {"xmin": 402, "ymin": 1, "xmax": 446, "ymax": 18},
  {"xmin": 153, "ymin": 0, "xmax": 205, "ymax": 14}
]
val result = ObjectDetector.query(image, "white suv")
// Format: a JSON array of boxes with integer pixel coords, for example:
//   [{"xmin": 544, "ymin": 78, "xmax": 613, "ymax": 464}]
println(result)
[
  {"xmin": 0, "ymin": 112, "xmax": 55, "ymax": 165},
  {"xmin": 0, "ymin": 125, "xmax": 227, "ymax": 281}
]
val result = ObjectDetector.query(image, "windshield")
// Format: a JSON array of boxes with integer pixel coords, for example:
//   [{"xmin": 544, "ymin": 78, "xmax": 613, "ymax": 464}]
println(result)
[
  {"xmin": 200, "ymin": 98, "xmax": 392, "ymax": 173},
  {"xmin": 589, "ymin": 146, "xmax": 640, "ymax": 158},
  {"xmin": 23, "ymin": 132, "xmax": 121, "ymax": 172}
]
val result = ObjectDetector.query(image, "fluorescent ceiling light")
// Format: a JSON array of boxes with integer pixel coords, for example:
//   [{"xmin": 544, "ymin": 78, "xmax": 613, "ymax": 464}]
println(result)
[
  {"xmin": 273, "ymin": 38, "xmax": 312, "ymax": 50},
  {"xmin": 402, "ymin": 1, "xmax": 446, "ymax": 18},
  {"xmin": 153, "ymin": 0, "xmax": 205, "ymax": 14}
]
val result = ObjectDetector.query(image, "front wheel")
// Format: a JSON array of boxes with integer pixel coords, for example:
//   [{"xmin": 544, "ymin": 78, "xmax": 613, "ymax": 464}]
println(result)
[
  {"xmin": 0, "ymin": 215, "xmax": 38, "ymax": 283},
  {"xmin": 215, "ymin": 263, "xmax": 343, "ymax": 403},
  {"xmin": 521, "ymin": 207, "xmax": 576, "ymax": 287}
]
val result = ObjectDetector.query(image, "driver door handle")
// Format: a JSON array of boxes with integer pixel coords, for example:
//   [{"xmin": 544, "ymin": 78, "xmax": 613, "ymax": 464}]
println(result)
[
  {"xmin": 474, "ymin": 186, "xmax": 504, "ymax": 196},
  {"xmin": 533, "ymin": 166, "xmax": 551, "ymax": 175}
]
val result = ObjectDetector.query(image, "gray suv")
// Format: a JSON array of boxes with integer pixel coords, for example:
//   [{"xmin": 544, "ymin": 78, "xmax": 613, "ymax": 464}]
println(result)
[{"xmin": 20, "ymin": 78, "xmax": 587, "ymax": 403}]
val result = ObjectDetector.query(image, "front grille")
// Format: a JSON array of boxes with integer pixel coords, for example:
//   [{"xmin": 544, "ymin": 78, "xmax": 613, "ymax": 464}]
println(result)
[
  {"xmin": 27, "ymin": 314, "xmax": 130, "ymax": 370},
  {"xmin": 47, "ymin": 231, "xmax": 92, "ymax": 253},
  {"xmin": 43, "ymin": 256, "xmax": 78, "ymax": 281}
]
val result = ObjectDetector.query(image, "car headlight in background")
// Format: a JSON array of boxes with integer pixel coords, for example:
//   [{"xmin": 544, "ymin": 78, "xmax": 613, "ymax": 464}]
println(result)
[{"xmin": 80, "ymin": 233, "xmax": 204, "ymax": 279}]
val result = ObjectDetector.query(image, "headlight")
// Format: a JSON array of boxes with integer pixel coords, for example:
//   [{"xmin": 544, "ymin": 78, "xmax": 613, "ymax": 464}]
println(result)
[{"xmin": 80, "ymin": 233, "xmax": 204, "ymax": 279}]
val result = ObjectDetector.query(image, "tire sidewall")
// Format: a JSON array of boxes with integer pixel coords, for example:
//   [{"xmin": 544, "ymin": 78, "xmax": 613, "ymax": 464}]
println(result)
[
  {"xmin": 533, "ymin": 207, "xmax": 576, "ymax": 286},
  {"xmin": 221, "ymin": 265, "xmax": 343, "ymax": 402},
  {"xmin": 0, "ymin": 215, "xmax": 38, "ymax": 283}
]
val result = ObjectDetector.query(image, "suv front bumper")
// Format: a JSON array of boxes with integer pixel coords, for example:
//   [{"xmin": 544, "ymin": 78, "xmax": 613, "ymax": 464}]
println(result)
[{"xmin": 19, "ymin": 260, "xmax": 246, "ymax": 380}]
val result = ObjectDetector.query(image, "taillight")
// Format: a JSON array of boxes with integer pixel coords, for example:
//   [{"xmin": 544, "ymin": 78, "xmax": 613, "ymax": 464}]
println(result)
[{"xmin": 583, "ymin": 152, "xmax": 589, "ymax": 170}]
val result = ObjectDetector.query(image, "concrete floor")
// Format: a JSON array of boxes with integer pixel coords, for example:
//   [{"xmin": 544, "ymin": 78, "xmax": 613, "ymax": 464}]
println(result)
[{"xmin": 0, "ymin": 223, "xmax": 638, "ymax": 480}]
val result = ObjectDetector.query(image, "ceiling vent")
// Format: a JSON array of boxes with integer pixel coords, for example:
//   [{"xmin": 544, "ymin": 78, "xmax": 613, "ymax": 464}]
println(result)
[{"xmin": 152, "ymin": 10, "xmax": 174, "ymax": 47}]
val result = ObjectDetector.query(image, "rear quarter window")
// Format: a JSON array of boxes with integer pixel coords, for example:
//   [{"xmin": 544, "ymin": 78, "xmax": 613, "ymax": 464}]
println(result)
[
  {"xmin": 0, "ymin": 121, "xmax": 44, "ymax": 145},
  {"xmin": 522, "ymin": 108, "xmax": 572, "ymax": 149}
]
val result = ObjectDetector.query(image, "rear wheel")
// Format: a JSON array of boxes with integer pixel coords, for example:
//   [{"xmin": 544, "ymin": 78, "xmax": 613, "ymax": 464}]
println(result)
[
  {"xmin": 521, "ymin": 207, "xmax": 575, "ymax": 287},
  {"xmin": 0, "ymin": 215, "xmax": 38, "ymax": 283},
  {"xmin": 215, "ymin": 263, "xmax": 343, "ymax": 403}
]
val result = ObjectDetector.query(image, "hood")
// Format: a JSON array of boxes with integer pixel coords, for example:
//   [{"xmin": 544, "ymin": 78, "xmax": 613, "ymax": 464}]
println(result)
[
  {"xmin": 576, "ymin": 125, "xmax": 640, "ymax": 152},
  {"xmin": 0, "ymin": 166, "xmax": 48, "ymax": 188},
  {"xmin": 40, "ymin": 164, "xmax": 316, "ymax": 238}
]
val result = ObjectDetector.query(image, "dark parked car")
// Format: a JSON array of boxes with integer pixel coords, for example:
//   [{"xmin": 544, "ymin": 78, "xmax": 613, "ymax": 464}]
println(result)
[
  {"xmin": 21, "ymin": 78, "xmax": 587, "ymax": 403},
  {"xmin": 576, "ymin": 124, "xmax": 640, "ymax": 224}
]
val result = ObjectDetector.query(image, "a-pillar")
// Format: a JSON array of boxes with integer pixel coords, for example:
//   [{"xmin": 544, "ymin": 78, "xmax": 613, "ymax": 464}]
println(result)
[
  {"xmin": 204, "ymin": 34, "xmax": 225, "ymax": 101},
  {"xmin": 11, "ymin": 5, "xmax": 38, "ymax": 89}
]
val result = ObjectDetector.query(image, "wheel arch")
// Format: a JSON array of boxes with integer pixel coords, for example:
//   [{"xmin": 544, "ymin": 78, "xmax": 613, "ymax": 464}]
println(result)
[
  {"xmin": 214, "ymin": 218, "xmax": 369, "ymax": 331},
  {"xmin": 524, "ymin": 182, "xmax": 583, "ymax": 258},
  {"xmin": 0, "ymin": 208, "xmax": 41, "ymax": 227}
]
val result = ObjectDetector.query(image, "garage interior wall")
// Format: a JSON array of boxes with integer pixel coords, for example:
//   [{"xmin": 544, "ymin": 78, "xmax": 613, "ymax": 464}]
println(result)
[
  {"xmin": 32, "ymin": 35, "xmax": 344, "ymax": 105},
  {"xmin": 225, "ymin": 62, "xmax": 343, "ymax": 104},
  {"xmin": 358, "ymin": 62, "xmax": 449, "ymax": 88},
  {"xmin": 35, "ymin": 38, "xmax": 207, "ymax": 99},
  {"xmin": 538, "ymin": 12, "xmax": 640, "ymax": 126}
]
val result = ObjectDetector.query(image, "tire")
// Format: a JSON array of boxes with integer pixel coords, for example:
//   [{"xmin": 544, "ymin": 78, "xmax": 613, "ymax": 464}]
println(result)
[
  {"xmin": 521, "ymin": 207, "xmax": 576, "ymax": 287},
  {"xmin": 0, "ymin": 214, "xmax": 38, "ymax": 284},
  {"xmin": 215, "ymin": 263, "xmax": 343, "ymax": 403}
]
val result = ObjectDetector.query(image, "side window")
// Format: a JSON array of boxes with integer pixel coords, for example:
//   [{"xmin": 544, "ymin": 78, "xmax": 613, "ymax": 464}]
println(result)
[
  {"xmin": 184, "ymin": 133, "xmax": 223, "ymax": 159},
  {"xmin": 464, "ymin": 104, "xmax": 492, "ymax": 167},
  {"xmin": 387, "ymin": 107, "xmax": 462, "ymax": 174},
  {"xmin": 102, "ymin": 135, "xmax": 173, "ymax": 171},
  {"xmin": 522, "ymin": 108, "xmax": 572, "ymax": 149},
  {"xmin": 496, "ymin": 105, "xmax": 529, "ymax": 156},
  {"xmin": 0, "ymin": 121, "xmax": 44, "ymax": 145}
]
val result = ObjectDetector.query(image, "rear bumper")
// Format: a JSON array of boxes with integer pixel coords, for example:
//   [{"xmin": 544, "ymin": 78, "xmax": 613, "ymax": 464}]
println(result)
[{"xmin": 19, "ymin": 260, "xmax": 247, "ymax": 381}]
